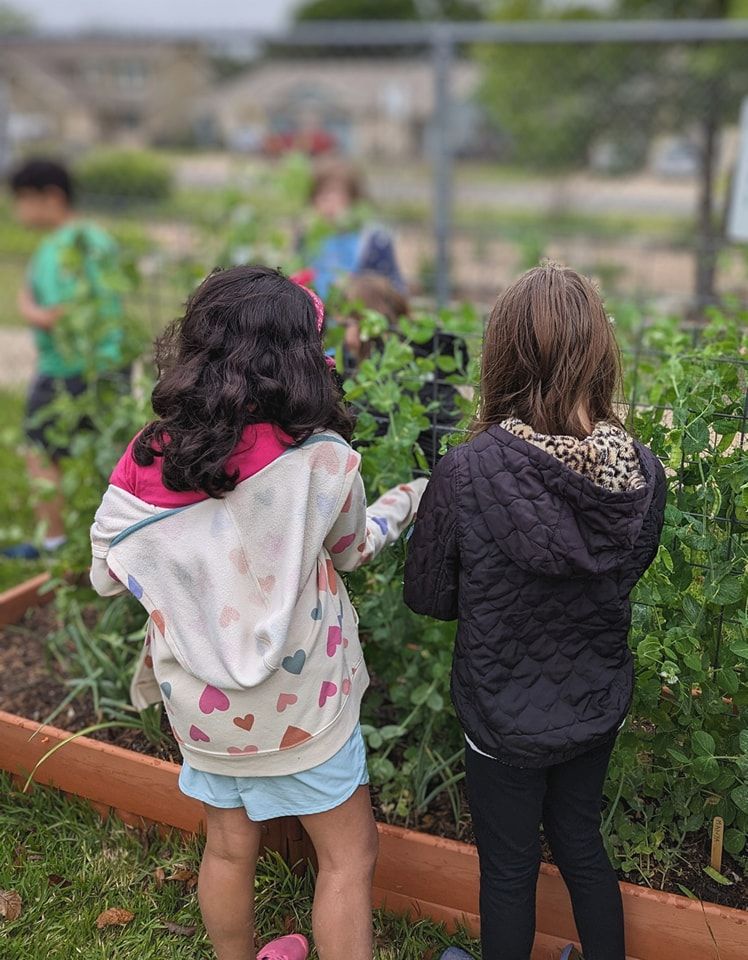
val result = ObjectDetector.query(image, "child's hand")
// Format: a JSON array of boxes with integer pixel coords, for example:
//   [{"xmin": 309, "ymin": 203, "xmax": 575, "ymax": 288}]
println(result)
[{"xmin": 17, "ymin": 286, "xmax": 63, "ymax": 329}]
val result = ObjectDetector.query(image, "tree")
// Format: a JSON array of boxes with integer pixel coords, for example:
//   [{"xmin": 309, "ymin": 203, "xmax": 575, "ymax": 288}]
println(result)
[
  {"xmin": 0, "ymin": 2, "xmax": 33, "ymax": 35},
  {"xmin": 295, "ymin": 0, "xmax": 485, "ymax": 20},
  {"xmin": 479, "ymin": 0, "xmax": 748, "ymax": 308}
]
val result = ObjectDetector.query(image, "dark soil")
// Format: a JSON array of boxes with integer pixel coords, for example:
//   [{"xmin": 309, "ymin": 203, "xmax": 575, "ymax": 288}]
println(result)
[{"xmin": 2, "ymin": 604, "xmax": 747, "ymax": 911}]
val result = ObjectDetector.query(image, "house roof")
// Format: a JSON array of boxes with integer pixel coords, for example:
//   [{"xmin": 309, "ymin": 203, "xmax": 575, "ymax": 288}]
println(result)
[{"xmin": 207, "ymin": 57, "xmax": 479, "ymax": 120}]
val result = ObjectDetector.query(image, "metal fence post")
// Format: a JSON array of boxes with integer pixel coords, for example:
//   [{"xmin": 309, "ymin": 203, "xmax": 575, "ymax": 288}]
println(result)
[
  {"xmin": 431, "ymin": 26, "xmax": 453, "ymax": 308},
  {"xmin": 0, "ymin": 79, "xmax": 10, "ymax": 176}
]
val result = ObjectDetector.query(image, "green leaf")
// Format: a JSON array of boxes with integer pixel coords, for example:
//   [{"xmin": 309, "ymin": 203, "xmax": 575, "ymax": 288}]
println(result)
[
  {"xmin": 703, "ymin": 866, "xmax": 733, "ymax": 886},
  {"xmin": 426, "ymin": 690, "xmax": 444, "ymax": 712},
  {"xmin": 379, "ymin": 725, "xmax": 405, "ymax": 742},
  {"xmin": 692, "ymin": 730, "xmax": 716, "ymax": 756},
  {"xmin": 723, "ymin": 828, "xmax": 746, "ymax": 856},
  {"xmin": 692, "ymin": 756, "xmax": 720, "ymax": 785},
  {"xmin": 680, "ymin": 417, "xmax": 708, "ymax": 455},
  {"xmin": 739, "ymin": 730, "xmax": 748, "ymax": 755},
  {"xmin": 410, "ymin": 684, "xmax": 432, "ymax": 706},
  {"xmin": 731, "ymin": 641, "xmax": 748, "ymax": 660},
  {"xmin": 677, "ymin": 884, "xmax": 698, "ymax": 900},
  {"xmin": 731, "ymin": 784, "xmax": 748, "ymax": 815},
  {"xmin": 658, "ymin": 546, "xmax": 674, "ymax": 572},
  {"xmin": 705, "ymin": 573, "xmax": 744, "ymax": 607},
  {"xmin": 718, "ymin": 668, "xmax": 740, "ymax": 697}
]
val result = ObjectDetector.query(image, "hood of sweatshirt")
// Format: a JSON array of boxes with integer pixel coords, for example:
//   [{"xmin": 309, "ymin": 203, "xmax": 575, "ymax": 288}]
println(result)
[{"xmin": 468, "ymin": 420, "xmax": 659, "ymax": 579}]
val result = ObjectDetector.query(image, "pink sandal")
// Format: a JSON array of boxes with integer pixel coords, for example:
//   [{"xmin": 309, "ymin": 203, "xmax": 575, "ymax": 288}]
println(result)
[{"xmin": 257, "ymin": 933, "xmax": 309, "ymax": 960}]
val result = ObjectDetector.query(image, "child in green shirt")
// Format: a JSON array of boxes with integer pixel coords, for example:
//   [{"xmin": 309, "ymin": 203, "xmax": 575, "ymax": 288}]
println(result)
[{"xmin": 5, "ymin": 159, "xmax": 127, "ymax": 559}]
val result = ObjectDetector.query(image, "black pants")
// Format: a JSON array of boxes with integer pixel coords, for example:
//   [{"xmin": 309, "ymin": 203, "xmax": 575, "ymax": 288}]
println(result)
[
  {"xmin": 25, "ymin": 368, "xmax": 131, "ymax": 461},
  {"xmin": 465, "ymin": 738, "xmax": 624, "ymax": 960}
]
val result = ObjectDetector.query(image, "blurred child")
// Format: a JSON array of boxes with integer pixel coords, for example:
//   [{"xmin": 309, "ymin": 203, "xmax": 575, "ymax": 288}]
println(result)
[
  {"xmin": 405, "ymin": 264, "xmax": 666, "ymax": 960},
  {"xmin": 302, "ymin": 156, "xmax": 405, "ymax": 301},
  {"xmin": 90, "ymin": 265, "xmax": 426, "ymax": 960},
  {"xmin": 5, "ymin": 159, "xmax": 125, "ymax": 559},
  {"xmin": 342, "ymin": 272, "xmax": 467, "ymax": 466}
]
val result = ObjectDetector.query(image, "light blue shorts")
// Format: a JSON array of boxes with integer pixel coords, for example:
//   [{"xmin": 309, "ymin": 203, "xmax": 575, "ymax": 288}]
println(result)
[{"xmin": 178, "ymin": 725, "xmax": 370, "ymax": 821}]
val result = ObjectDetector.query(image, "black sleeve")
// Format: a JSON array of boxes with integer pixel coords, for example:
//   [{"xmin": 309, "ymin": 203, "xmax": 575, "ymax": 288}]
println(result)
[
  {"xmin": 403, "ymin": 451, "xmax": 460, "ymax": 621},
  {"xmin": 621, "ymin": 455, "xmax": 668, "ymax": 594}
]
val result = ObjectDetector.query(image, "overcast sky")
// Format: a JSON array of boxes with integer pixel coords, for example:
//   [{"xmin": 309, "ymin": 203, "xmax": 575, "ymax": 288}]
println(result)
[{"xmin": 13, "ymin": 0, "xmax": 301, "ymax": 34}]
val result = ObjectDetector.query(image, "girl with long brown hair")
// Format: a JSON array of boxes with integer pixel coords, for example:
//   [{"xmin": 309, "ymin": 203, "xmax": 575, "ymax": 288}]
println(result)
[{"xmin": 405, "ymin": 263, "xmax": 666, "ymax": 960}]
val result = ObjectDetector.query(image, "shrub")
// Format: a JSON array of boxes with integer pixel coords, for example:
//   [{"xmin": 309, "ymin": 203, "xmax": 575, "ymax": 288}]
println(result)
[{"xmin": 76, "ymin": 150, "xmax": 173, "ymax": 206}]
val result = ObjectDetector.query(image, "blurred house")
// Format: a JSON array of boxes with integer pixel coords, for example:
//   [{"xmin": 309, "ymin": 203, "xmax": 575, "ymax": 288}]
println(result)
[
  {"xmin": 198, "ymin": 58, "xmax": 485, "ymax": 160},
  {"xmin": 0, "ymin": 37, "xmax": 212, "ymax": 149}
]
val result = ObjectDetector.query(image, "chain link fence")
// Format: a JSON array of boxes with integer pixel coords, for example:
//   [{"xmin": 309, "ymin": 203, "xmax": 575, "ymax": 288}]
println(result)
[{"xmin": 1, "ymin": 22, "xmax": 748, "ymax": 329}]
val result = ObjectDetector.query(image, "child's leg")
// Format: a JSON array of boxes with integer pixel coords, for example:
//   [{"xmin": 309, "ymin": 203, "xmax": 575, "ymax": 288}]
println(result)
[
  {"xmin": 543, "ymin": 740, "xmax": 625, "ymax": 960},
  {"xmin": 199, "ymin": 804, "xmax": 263, "ymax": 960},
  {"xmin": 464, "ymin": 746, "xmax": 546, "ymax": 960},
  {"xmin": 299, "ymin": 785, "xmax": 378, "ymax": 960},
  {"xmin": 26, "ymin": 449, "xmax": 65, "ymax": 540}
]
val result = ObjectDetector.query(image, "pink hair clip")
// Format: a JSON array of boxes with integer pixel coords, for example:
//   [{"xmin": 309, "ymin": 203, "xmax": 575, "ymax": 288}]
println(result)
[{"xmin": 290, "ymin": 270, "xmax": 335, "ymax": 368}]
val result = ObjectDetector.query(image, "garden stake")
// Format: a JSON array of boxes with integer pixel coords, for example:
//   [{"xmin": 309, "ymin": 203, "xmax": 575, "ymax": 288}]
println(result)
[{"xmin": 711, "ymin": 816, "xmax": 724, "ymax": 874}]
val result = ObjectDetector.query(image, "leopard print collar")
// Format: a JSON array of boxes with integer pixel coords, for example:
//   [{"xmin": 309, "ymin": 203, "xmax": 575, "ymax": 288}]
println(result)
[{"xmin": 500, "ymin": 418, "xmax": 645, "ymax": 493}]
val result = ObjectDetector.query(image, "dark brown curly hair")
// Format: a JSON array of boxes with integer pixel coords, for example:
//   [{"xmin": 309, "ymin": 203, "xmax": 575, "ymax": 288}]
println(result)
[{"xmin": 134, "ymin": 265, "xmax": 355, "ymax": 497}]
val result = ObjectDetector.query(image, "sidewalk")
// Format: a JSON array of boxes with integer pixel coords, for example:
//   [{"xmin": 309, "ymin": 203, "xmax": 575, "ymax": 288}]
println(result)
[{"xmin": 0, "ymin": 329, "xmax": 34, "ymax": 389}]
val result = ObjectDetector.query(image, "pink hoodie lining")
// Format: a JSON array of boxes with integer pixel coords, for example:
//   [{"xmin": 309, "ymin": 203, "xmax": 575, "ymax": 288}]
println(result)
[{"xmin": 110, "ymin": 423, "xmax": 291, "ymax": 508}]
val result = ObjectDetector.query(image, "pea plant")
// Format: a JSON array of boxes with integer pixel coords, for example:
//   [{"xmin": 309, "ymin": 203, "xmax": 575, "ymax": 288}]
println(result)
[
  {"xmin": 606, "ymin": 308, "xmax": 748, "ymax": 887},
  {"xmin": 26, "ymin": 193, "xmax": 748, "ymax": 888}
]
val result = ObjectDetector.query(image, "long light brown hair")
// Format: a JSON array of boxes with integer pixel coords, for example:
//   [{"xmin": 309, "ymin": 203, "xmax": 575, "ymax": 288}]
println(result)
[{"xmin": 473, "ymin": 263, "xmax": 622, "ymax": 439}]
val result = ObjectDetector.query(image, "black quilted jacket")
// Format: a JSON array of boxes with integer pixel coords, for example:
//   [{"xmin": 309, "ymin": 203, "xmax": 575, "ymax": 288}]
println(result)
[{"xmin": 403, "ymin": 423, "xmax": 667, "ymax": 768}]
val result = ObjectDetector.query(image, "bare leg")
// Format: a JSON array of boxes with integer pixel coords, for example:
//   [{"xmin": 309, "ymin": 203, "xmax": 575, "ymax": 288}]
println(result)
[
  {"xmin": 199, "ymin": 804, "xmax": 262, "ymax": 960},
  {"xmin": 300, "ymin": 786, "xmax": 378, "ymax": 960},
  {"xmin": 25, "ymin": 449, "xmax": 65, "ymax": 539}
]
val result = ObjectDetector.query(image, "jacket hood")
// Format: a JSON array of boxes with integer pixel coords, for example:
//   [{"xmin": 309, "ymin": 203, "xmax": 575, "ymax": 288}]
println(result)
[{"xmin": 467, "ymin": 422, "xmax": 659, "ymax": 578}]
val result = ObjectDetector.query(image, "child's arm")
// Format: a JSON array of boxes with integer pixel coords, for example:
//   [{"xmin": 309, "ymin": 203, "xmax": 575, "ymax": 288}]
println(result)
[
  {"xmin": 403, "ymin": 452, "xmax": 459, "ymax": 621},
  {"xmin": 17, "ymin": 286, "xmax": 63, "ymax": 330},
  {"xmin": 89, "ymin": 489, "xmax": 128, "ymax": 597},
  {"xmin": 324, "ymin": 465, "xmax": 427, "ymax": 573},
  {"xmin": 619, "ymin": 455, "xmax": 668, "ymax": 594}
]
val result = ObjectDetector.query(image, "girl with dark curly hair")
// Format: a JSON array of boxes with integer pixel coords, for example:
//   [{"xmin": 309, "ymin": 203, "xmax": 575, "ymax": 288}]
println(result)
[{"xmin": 90, "ymin": 265, "xmax": 426, "ymax": 960}]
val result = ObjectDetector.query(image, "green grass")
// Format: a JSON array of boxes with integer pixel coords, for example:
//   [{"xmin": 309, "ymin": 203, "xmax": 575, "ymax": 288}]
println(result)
[
  {"xmin": 383, "ymin": 199, "xmax": 694, "ymax": 245},
  {"xmin": 0, "ymin": 260, "xmax": 26, "ymax": 327},
  {"xmin": 0, "ymin": 773, "xmax": 478, "ymax": 959}
]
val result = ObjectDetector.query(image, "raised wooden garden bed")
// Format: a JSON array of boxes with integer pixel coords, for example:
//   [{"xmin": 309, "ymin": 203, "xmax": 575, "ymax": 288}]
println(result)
[{"xmin": 2, "ymin": 576, "xmax": 747, "ymax": 960}]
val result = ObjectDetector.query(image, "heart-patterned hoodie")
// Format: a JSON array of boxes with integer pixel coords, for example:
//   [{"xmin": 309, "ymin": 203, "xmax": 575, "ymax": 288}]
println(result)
[{"xmin": 90, "ymin": 425, "xmax": 425, "ymax": 776}]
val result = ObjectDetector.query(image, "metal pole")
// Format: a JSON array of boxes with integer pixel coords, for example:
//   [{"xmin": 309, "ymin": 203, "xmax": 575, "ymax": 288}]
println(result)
[
  {"xmin": 0, "ymin": 80, "xmax": 10, "ymax": 176},
  {"xmin": 432, "ymin": 27, "xmax": 453, "ymax": 308}
]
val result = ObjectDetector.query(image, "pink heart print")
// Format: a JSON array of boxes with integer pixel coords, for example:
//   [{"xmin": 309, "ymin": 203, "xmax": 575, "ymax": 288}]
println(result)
[
  {"xmin": 326, "ymin": 625, "xmax": 343, "ymax": 657},
  {"xmin": 317, "ymin": 561, "xmax": 327, "ymax": 592},
  {"xmin": 345, "ymin": 454, "xmax": 358, "ymax": 474},
  {"xmin": 233, "ymin": 713, "xmax": 255, "ymax": 731},
  {"xmin": 258, "ymin": 575, "xmax": 275, "ymax": 594},
  {"xmin": 342, "ymin": 678, "xmax": 352, "ymax": 695},
  {"xmin": 310, "ymin": 446, "xmax": 340, "ymax": 475},
  {"xmin": 227, "ymin": 745, "xmax": 259, "ymax": 755},
  {"xmin": 189, "ymin": 724, "xmax": 210, "ymax": 742},
  {"xmin": 276, "ymin": 693, "xmax": 298, "ymax": 713},
  {"xmin": 229, "ymin": 548, "xmax": 249, "ymax": 575},
  {"xmin": 219, "ymin": 605, "xmax": 240, "ymax": 628},
  {"xmin": 319, "ymin": 681, "xmax": 338, "ymax": 708},
  {"xmin": 199, "ymin": 685, "xmax": 231, "ymax": 714},
  {"xmin": 331, "ymin": 533, "xmax": 356, "ymax": 554},
  {"xmin": 326, "ymin": 560, "xmax": 338, "ymax": 595}
]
